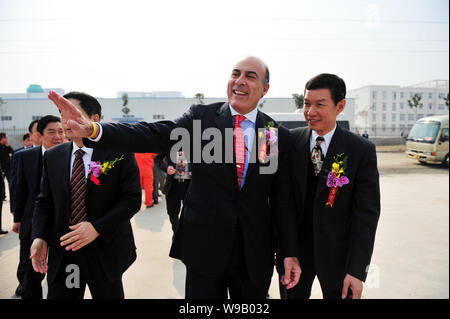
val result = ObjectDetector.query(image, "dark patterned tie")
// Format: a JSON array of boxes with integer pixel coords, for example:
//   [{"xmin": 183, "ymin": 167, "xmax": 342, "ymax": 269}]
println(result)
[
  {"xmin": 234, "ymin": 115, "xmax": 246, "ymax": 188},
  {"xmin": 311, "ymin": 136, "xmax": 325, "ymax": 176},
  {"xmin": 70, "ymin": 149, "xmax": 87, "ymax": 225}
]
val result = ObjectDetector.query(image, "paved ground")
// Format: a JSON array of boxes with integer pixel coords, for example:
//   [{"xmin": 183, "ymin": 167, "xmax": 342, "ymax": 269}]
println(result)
[{"xmin": 0, "ymin": 149, "xmax": 448, "ymax": 299}]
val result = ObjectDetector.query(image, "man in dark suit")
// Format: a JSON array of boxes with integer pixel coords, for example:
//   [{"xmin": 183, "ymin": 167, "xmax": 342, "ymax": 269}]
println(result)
[
  {"xmin": 13, "ymin": 115, "xmax": 65, "ymax": 299},
  {"xmin": 30, "ymin": 92, "xmax": 141, "ymax": 299},
  {"xmin": 10, "ymin": 120, "xmax": 41, "ymax": 297},
  {"xmin": 277, "ymin": 74, "xmax": 381, "ymax": 299},
  {"xmin": 154, "ymin": 152, "xmax": 191, "ymax": 234},
  {"xmin": 47, "ymin": 56, "xmax": 301, "ymax": 299}
]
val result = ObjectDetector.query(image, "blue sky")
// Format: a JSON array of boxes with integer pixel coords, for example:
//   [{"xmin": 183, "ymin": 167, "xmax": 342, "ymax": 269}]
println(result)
[{"xmin": 0, "ymin": 0, "xmax": 448, "ymax": 98}]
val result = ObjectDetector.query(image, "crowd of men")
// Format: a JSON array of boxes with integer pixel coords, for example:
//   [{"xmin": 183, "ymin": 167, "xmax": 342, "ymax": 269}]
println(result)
[{"xmin": 0, "ymin": 56, "xmax": 380, "ymax": 300}]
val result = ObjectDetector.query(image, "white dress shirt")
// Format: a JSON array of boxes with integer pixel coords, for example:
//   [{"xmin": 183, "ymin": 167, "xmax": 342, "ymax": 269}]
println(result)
[
  {"xmin": 309, "ymin": 124, "xmax": 337, "ymax": 158},
  {"xmin": 70, "ymin": 142, "xmax": 94, "ymax": 180}
]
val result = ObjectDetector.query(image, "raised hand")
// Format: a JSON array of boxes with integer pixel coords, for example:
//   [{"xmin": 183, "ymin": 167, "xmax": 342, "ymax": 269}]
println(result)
[
  {"xmin": 48, "ymin": 90, "xmax": 95, "ymax": 138},
  {"xmin": 30, "ymin": 238, "xmax": 48, "ymax": 273}
]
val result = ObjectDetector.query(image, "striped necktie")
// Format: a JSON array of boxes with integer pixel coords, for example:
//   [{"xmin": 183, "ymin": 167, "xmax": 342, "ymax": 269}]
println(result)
[{"xmin": 70, "ymin": 149, "xmax": 87, "ymax": 225}]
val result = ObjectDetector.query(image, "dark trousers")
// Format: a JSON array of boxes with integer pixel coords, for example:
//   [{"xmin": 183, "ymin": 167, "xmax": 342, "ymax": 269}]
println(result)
[
  {"xmin": 47, "ymin": 245, "xmax": 124, "ymax": 299},
  {"xmin": 185, "ymin": 225, "xmax": 268, "ymax": 299},
  {"xmin": 0, "ymin": 176, "xmax": 4, "ymax": 229},
  {"xmin": 278, "ymin": 222, "xmax": 350, "ymax": 300},
  {"xmin": 19, "ymin": 238, "xmax": 45, "ymax": 299},
  {"xmin": 166, "ymin": 180, "xmax": 189, "ymax": 233}
]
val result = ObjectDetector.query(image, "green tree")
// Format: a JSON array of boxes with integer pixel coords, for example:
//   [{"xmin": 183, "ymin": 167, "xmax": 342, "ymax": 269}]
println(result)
[
  {"xmin": 292, "ymin": 93, "xmax": 304, "ymax": 109},
  {"xmin": 407, "ymin": 93, "xmax": 422, "ymax": 121},
  {"xmin": 121, "ymin": 93, "xmax": 130, "ymax": 115},
  {"xmin": 195, "ymin": 93, "xmax": 205, "ymax": 105}
]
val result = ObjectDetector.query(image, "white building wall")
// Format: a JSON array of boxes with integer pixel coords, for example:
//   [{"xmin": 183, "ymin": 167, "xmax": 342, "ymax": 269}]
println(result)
[{"xmin": 348, "ymin": 81, "xmax": 449, "ymax": 137}]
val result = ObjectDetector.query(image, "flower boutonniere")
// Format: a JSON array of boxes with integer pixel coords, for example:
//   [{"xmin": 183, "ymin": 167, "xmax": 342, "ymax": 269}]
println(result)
[
  {"xmin": 324, "ymin": 153, "xmax": 349, "ymax": 207},
  {"xmin": 87, "ymin": 155, "xmax": 124, "ymax": 186},
  {"xmin": 258, "ymin": 121, "xmax": 279, "ymax": 163}
]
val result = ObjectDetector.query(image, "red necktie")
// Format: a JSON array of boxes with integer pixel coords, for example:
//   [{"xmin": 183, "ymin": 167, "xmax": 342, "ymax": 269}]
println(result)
[{"xmin": 234, "ymin": 115, "xmax": 246, "ymax": 188}]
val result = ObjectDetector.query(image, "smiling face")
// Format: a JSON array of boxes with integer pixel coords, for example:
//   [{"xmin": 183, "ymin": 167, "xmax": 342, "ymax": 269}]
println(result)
[
  {"xmin": 303, "ymin": 88, "xmax": 346, "ymax": 136},
  {"xmin": 227, "ymin": 57, "xmax": 269, "ymax": 114}
]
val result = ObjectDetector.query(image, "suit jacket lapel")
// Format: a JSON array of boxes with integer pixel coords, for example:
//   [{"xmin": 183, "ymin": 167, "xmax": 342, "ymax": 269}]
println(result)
[
  {"xmin": 214, "ymin": 102, "xmax": 236, "ymax": 178},
  {"xmin": 241, "ymin": 110, "xmax": 263, "ymax": 189},
  {"xmin": 292, "ymin": 127, "xmax": 311, "ymax": 203},
  {"xmin": 58, "ymin": 143, "xmax": 73, "ymax": 198},
  {"xmin": 315, "ymin": 125, "xmax": 345, "ymax": 198},
  {"xmin": 86, "ymin": 148, "xmax": 107, "ymax": 195}
]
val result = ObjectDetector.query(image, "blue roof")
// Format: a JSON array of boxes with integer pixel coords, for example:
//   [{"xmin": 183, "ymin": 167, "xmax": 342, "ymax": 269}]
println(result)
[{"xmin": 26, "ymin": 84, "xmax": 44, "ymax": 93}]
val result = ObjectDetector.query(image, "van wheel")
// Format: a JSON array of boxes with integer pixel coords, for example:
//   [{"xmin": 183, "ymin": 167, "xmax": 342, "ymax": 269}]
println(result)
[{"xmin": 444, "ymin": 154, "xmax": 449, "ymax": 168}]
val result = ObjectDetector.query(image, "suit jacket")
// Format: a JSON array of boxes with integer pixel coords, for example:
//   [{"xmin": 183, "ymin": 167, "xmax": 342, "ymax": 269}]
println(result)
[
  {"xmin": 154, "ymin": 153, "xmax": 191, "ymax": 195},
  {"xmin": 83, "ymin": 102, "xmax": 299, "ymax": 287},
  {"xmin": 14, "ymin": 146, "xmax": 43, "ymax": 240},
  {"xmin": 285, "ymin": 125, "xmax": 380, "ymax": 291},
  {"xmin": 10, "ymin": 147, "xmax": 33, "ymax": 213},
  {"xmin": 32, "ymin": 142, "xmax": 142, "ymax": 284}
]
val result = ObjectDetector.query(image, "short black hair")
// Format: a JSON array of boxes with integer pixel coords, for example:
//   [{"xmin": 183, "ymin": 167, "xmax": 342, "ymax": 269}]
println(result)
[
  {"xmin": 304, "ymin": 73, "xmax": 346, "ymax": 105},
  {"xmin": 28, "ymin": 119, "xmax": 39, "ymax": 133},
  {"xmin": 37, "ymin": 115, "xmax": 61, "ymax": 135},
  {"xmin": 22, "ymin": 133, "xmax": 30, "ymax": 141},
  {"xmin": 0, "ymin": 132, "xmax": 6, "ymax": 140},
  {"xmin": 63, "ymin": 91, "xmax": 102, "ymax": 118}
]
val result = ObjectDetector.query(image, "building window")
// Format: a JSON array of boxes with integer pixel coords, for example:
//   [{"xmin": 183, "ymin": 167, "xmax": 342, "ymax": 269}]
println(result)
[
  {"xmin": 382, "ymin": 91, "xmax": 387, "ymax": 100},
  {"xmin": 382, "ymin": 113, "xmax": 386, "ymax": 122},
  {"xmin": 372, "ymin": 102, "xmax": 377, "ymax": 111},
  {"xmin": 400, "ymin": 102, "xmax": 404, "ymax": 110},
  {"xmin": 438, "ymin": 104, "xmax": 445, "ymax": 110},
  {"xmin": 372, "ymin": 113, "xmax": 376, "ymax": 121},
  {"xmin": 372, "ymin": 91, "xmax": 377, "ymax": 100},
  {"xmin": 392, "ymin": 114, "xmax": 396, "ymax": 121},
  {"xmin": 382, "ymin": 103, "xmax": 386, "ymax": 111},
  {"xmin": 392, "ymin": 92, "xmax": 397, "ymax": 100},
  {"xmin": 410, "ymin": 92, "xmax": 414, "ymax": 98},
  {"xmin": 428, "ymin": 103, "xmax": 432, "ymax": 110},
  {"xmin": 427, "ymin": 114, "xmax": 434, "ymax": 117},
  {"xmin": 417, "ymin": 114, "xmax": 424, "ymax": 119},
  {"xmin": 400, "ymin": 114, "xmax": 405, "ymax": 121},
  {"xmin": 428, "ymin": 92, "xmax": 432, "ymax": 99},
  {"xmin": 1, "ymin": 116, "xmax": 12, "ymax": 121},
  {"xmin": 438, "ymin": 92, "xmax": 445, "ymax": 99},
  {"xmin": 153, "ymin": 114, "xmax": 165, "ymax": 120},
  {"xmin": 408, "ymin": 114, "xmax": 415, "ymax": 121},
  {"xmin": 400, "ymin": 92, "xmax": 404, "ymax": 99},
  {"xmin": 392, "ymin": 103, "xmax": 396, "ymax": 111},
  {"xmin": 382, "ymin": 124, "xmax": 386, "ymax": 131},
  {"xmin": 392, "ymin": 124, "xmax": 396, "ymax": 131}
]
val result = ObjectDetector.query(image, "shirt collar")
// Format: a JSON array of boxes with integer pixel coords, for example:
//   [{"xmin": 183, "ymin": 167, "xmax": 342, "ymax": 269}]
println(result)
[
  {"xmin": 71, "ymin": 142, "xmax": 94, "ymax": 157},
  {"xmin": 229, "ymin": 104, "xmax": 258, "ymax": 124},
  {"xmin": 311, "ymin": 124, "xmax": 337, "ymax": 148},
  {"xmin": 41, "ymin": 145, "xmax": 47, "ymax": 156}
]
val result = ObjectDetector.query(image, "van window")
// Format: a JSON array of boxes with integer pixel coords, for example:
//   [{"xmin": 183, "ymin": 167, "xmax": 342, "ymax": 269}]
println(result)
[
  {"xmin": 407, "ymin": 121, "xmax": 441, "ymax": 143},
  {"xmin": 441, "ymin": 128, "xmax": 449, "ymax": 141}
]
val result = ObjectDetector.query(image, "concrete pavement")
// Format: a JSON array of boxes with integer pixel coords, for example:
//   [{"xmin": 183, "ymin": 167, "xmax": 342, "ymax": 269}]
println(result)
[{"xmin": 0, "ymin": 151, "xmax": 448, "ymax": 299}]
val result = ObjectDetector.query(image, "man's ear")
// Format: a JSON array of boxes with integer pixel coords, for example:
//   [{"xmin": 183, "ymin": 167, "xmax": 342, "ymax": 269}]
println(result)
[
  {"xmin": 261, "ymin": 83, "xmax": 270, "ymax": 98},
  {"xmin": 91, "ymin": 114, "xmax": 100, "ymax": 122},
  {"xmin": 336, "ymin": 99, "xmax": 346, "ymax": 116}
]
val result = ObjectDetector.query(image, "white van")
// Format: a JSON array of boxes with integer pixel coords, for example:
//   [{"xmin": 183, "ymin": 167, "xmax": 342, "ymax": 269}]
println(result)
[{"xmin": 405, "ymin": 115, "xmax": 449, "ymax": 167}]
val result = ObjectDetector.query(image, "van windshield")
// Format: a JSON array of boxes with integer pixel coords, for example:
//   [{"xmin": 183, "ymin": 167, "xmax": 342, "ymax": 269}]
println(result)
[{"xmin": 407, "ymin": 121, "xmax": 441, "ymax": 143}]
